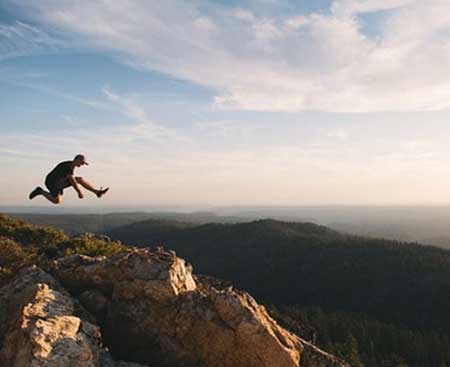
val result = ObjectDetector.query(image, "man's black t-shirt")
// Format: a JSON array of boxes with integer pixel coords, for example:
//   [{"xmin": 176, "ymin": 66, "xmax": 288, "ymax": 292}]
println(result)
[{"xmin": 45, "ymin": 161, "xmax": 74, "ymax": 195}]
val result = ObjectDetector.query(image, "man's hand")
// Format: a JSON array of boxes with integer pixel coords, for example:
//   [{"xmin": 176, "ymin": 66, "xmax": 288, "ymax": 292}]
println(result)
[{"xmin": 68, "ymin": 175, "xmax": 83, "ymax": 199}]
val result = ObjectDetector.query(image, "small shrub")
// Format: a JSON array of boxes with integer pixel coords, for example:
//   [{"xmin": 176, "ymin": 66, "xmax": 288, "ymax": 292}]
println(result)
[
  {"xmin": 0, "ymin": 214, "xmax": 68, "ymax": 248},
  {"xmin": 0, "ymin": 215, "xmax": 129, "ymax": 284},
  {"xmin": 0, "ymin": 236, "xmax": 37, "ymax": 285},
  {"xmin": 62, "ymin": 233, "xmax": 127, "ymax": 257}
]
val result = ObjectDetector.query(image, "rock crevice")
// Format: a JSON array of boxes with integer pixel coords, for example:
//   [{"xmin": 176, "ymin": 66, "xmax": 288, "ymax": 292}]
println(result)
[{"xmin": 0, "ymin": 267, "xmax": 143, "ymax": 367}]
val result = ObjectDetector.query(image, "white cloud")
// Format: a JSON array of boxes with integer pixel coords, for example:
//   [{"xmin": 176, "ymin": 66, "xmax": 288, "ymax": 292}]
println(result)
[
  {"xmin": 331, "ymin": 0, "xmax": 415, "ymax": 16},
  {"xmin": 5, "ymin": 0, "xmax": 450, "ymax": 112}
]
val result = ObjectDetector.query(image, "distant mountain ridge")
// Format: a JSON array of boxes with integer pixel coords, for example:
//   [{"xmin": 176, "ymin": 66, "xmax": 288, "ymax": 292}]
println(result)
[
  {"xmin": 12, "ymin": 206, "xmax": 450, "ymax": 249},
  {"xmin": 8, "ymin": 211, "xmax": 245, "ymax": 235}
]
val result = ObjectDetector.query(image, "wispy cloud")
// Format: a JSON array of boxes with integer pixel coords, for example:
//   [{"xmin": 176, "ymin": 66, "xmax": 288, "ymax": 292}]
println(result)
[
  {"xmin": 5, "ymin": 0, "xmax": 450, "ymax": 112},
  {"xmin": 0, "ymin": 21, "xmax": 65, "ymax": 60},
  {"xmin": 101, "ymin": 87, "xmax": 191, "ymax": 145},
  {"xmin": 0, "ymin": 68, "xmax": 110, "ymax": 110},
  {"xmin": 25, "ymin": 83, "xmax": 109, "ymax": 110},
  {"xmin": 331, "ymin": 0, "xmax": 416, "ymax": 16}
]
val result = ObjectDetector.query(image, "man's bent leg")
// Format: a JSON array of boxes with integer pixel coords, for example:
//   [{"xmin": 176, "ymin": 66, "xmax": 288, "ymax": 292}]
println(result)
[
  {"xmin": 75, "ymin": 176, "xmax": 99, "ymax": 194},
  {"xmin": 40, "ymin": 190, "xmax": 61, "ymax": 204},
  {"xmin": 75, "ymin": 177, "xmax": 109, "ymax": 198}
]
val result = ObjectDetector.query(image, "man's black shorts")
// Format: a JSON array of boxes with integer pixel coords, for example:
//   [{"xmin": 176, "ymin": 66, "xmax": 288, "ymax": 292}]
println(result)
[{"xmin": 45, "ymin": 177, "xmax": 71, "ymax": 197}]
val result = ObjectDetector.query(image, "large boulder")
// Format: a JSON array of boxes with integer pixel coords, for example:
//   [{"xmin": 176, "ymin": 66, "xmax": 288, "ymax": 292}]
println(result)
[
  {"xmin": 52, "ymin": 248, "xmax": 349, "ymax": 367},
  {"xmin": 0, "ymin": 266, "xmax": 146, "ymax": 367}
]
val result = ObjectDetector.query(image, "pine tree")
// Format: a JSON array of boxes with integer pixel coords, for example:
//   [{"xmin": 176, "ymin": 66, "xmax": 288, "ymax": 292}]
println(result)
[{"xmin": 343, "ymin": 334, "xmax": 365, "ymax": 367}]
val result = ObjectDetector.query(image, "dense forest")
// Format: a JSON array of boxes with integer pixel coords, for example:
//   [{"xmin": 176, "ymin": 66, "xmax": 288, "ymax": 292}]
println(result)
[
  {"xmin": 107, "ymin": 218, "xmax": 450, "ymax": 367},
  {"xmin": 271, "ymin": 305, "xmax": 450, "ymax": 367}
]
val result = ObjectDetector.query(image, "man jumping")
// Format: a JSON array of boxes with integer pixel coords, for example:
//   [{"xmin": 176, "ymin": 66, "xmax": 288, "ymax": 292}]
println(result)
[{"xmin": 29, "ymin": 154, "xmax": 109, "ymax": 204}]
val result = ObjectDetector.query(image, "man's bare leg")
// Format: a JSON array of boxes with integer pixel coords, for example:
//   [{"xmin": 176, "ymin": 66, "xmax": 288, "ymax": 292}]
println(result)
[
  {"xmin": 41, "ymin": 190, "xmax": 61, "ymax": 204},
  {"xmin": 75, "ymin": 177, "xmax": 109, "ymax": 198}
]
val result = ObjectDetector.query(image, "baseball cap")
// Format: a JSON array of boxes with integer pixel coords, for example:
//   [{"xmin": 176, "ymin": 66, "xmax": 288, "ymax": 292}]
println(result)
[{"xmin": 74, "ymin": 154, "xmax": 89, "ymax": 165}]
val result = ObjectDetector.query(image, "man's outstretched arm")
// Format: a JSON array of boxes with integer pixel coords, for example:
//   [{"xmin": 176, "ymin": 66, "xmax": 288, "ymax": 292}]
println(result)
[{"xmin": 68, "ymin": 175, "xmax": 84, "ymax": 198}]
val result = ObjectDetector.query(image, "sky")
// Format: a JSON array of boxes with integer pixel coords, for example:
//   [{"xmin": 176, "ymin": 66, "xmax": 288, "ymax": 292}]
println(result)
[{"xmin": 2, "ymin": 0, "xmax": 450, "ymax": 207}]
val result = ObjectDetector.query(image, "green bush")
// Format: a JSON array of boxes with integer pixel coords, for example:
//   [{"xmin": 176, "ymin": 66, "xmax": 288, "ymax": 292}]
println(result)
[
  {"xmin": 0, "ymin": 215, "xmax": 128, "ymax": 280},
  {"xmin": 0, "ymin": 236, "xmax": 37, "ymax": 285},
  {"xmin": 62, "ymin": 233, "xmax": 127, "ymax": 257},
  {"xmin": 0, "ymin": 214, "xmax": 67, "ymax": 248}
]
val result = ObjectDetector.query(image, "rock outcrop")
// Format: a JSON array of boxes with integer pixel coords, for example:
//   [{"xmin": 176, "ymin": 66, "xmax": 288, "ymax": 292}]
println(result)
[
  {"xmin": 0, "ymin": 247, "xmax": 349, "ymax": 367},
  {"xmin": 0, "ymin": 266, "xmax": 144, "ymax": 367},
  {"xmin": 50, "ymin": 248, "xmax": 349, "ymax": 367}
]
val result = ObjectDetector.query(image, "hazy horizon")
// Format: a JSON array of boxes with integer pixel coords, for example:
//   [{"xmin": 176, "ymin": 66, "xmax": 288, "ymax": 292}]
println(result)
[
  {"xmin": 8, "ymin": 203, "xmax": 450, "ymax": 211},
  {"xmin": 3, "ymin": 1, "xmax": 450, "ymax": 207},
  {"xmin": 6, "ymin": 203, "xmax": 450, "ymax": 216}
]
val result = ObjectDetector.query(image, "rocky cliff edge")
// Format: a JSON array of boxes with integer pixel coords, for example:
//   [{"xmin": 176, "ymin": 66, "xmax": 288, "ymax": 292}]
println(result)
[{"xmin": 0, "ymin": 247, "xmax": 349, "ymax": 367}]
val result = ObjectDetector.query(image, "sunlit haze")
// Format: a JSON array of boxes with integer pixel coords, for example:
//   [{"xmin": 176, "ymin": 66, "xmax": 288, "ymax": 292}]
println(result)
[{"xmin": 2, "ymin": 0, "xmax": 450, "ymax": 207}]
